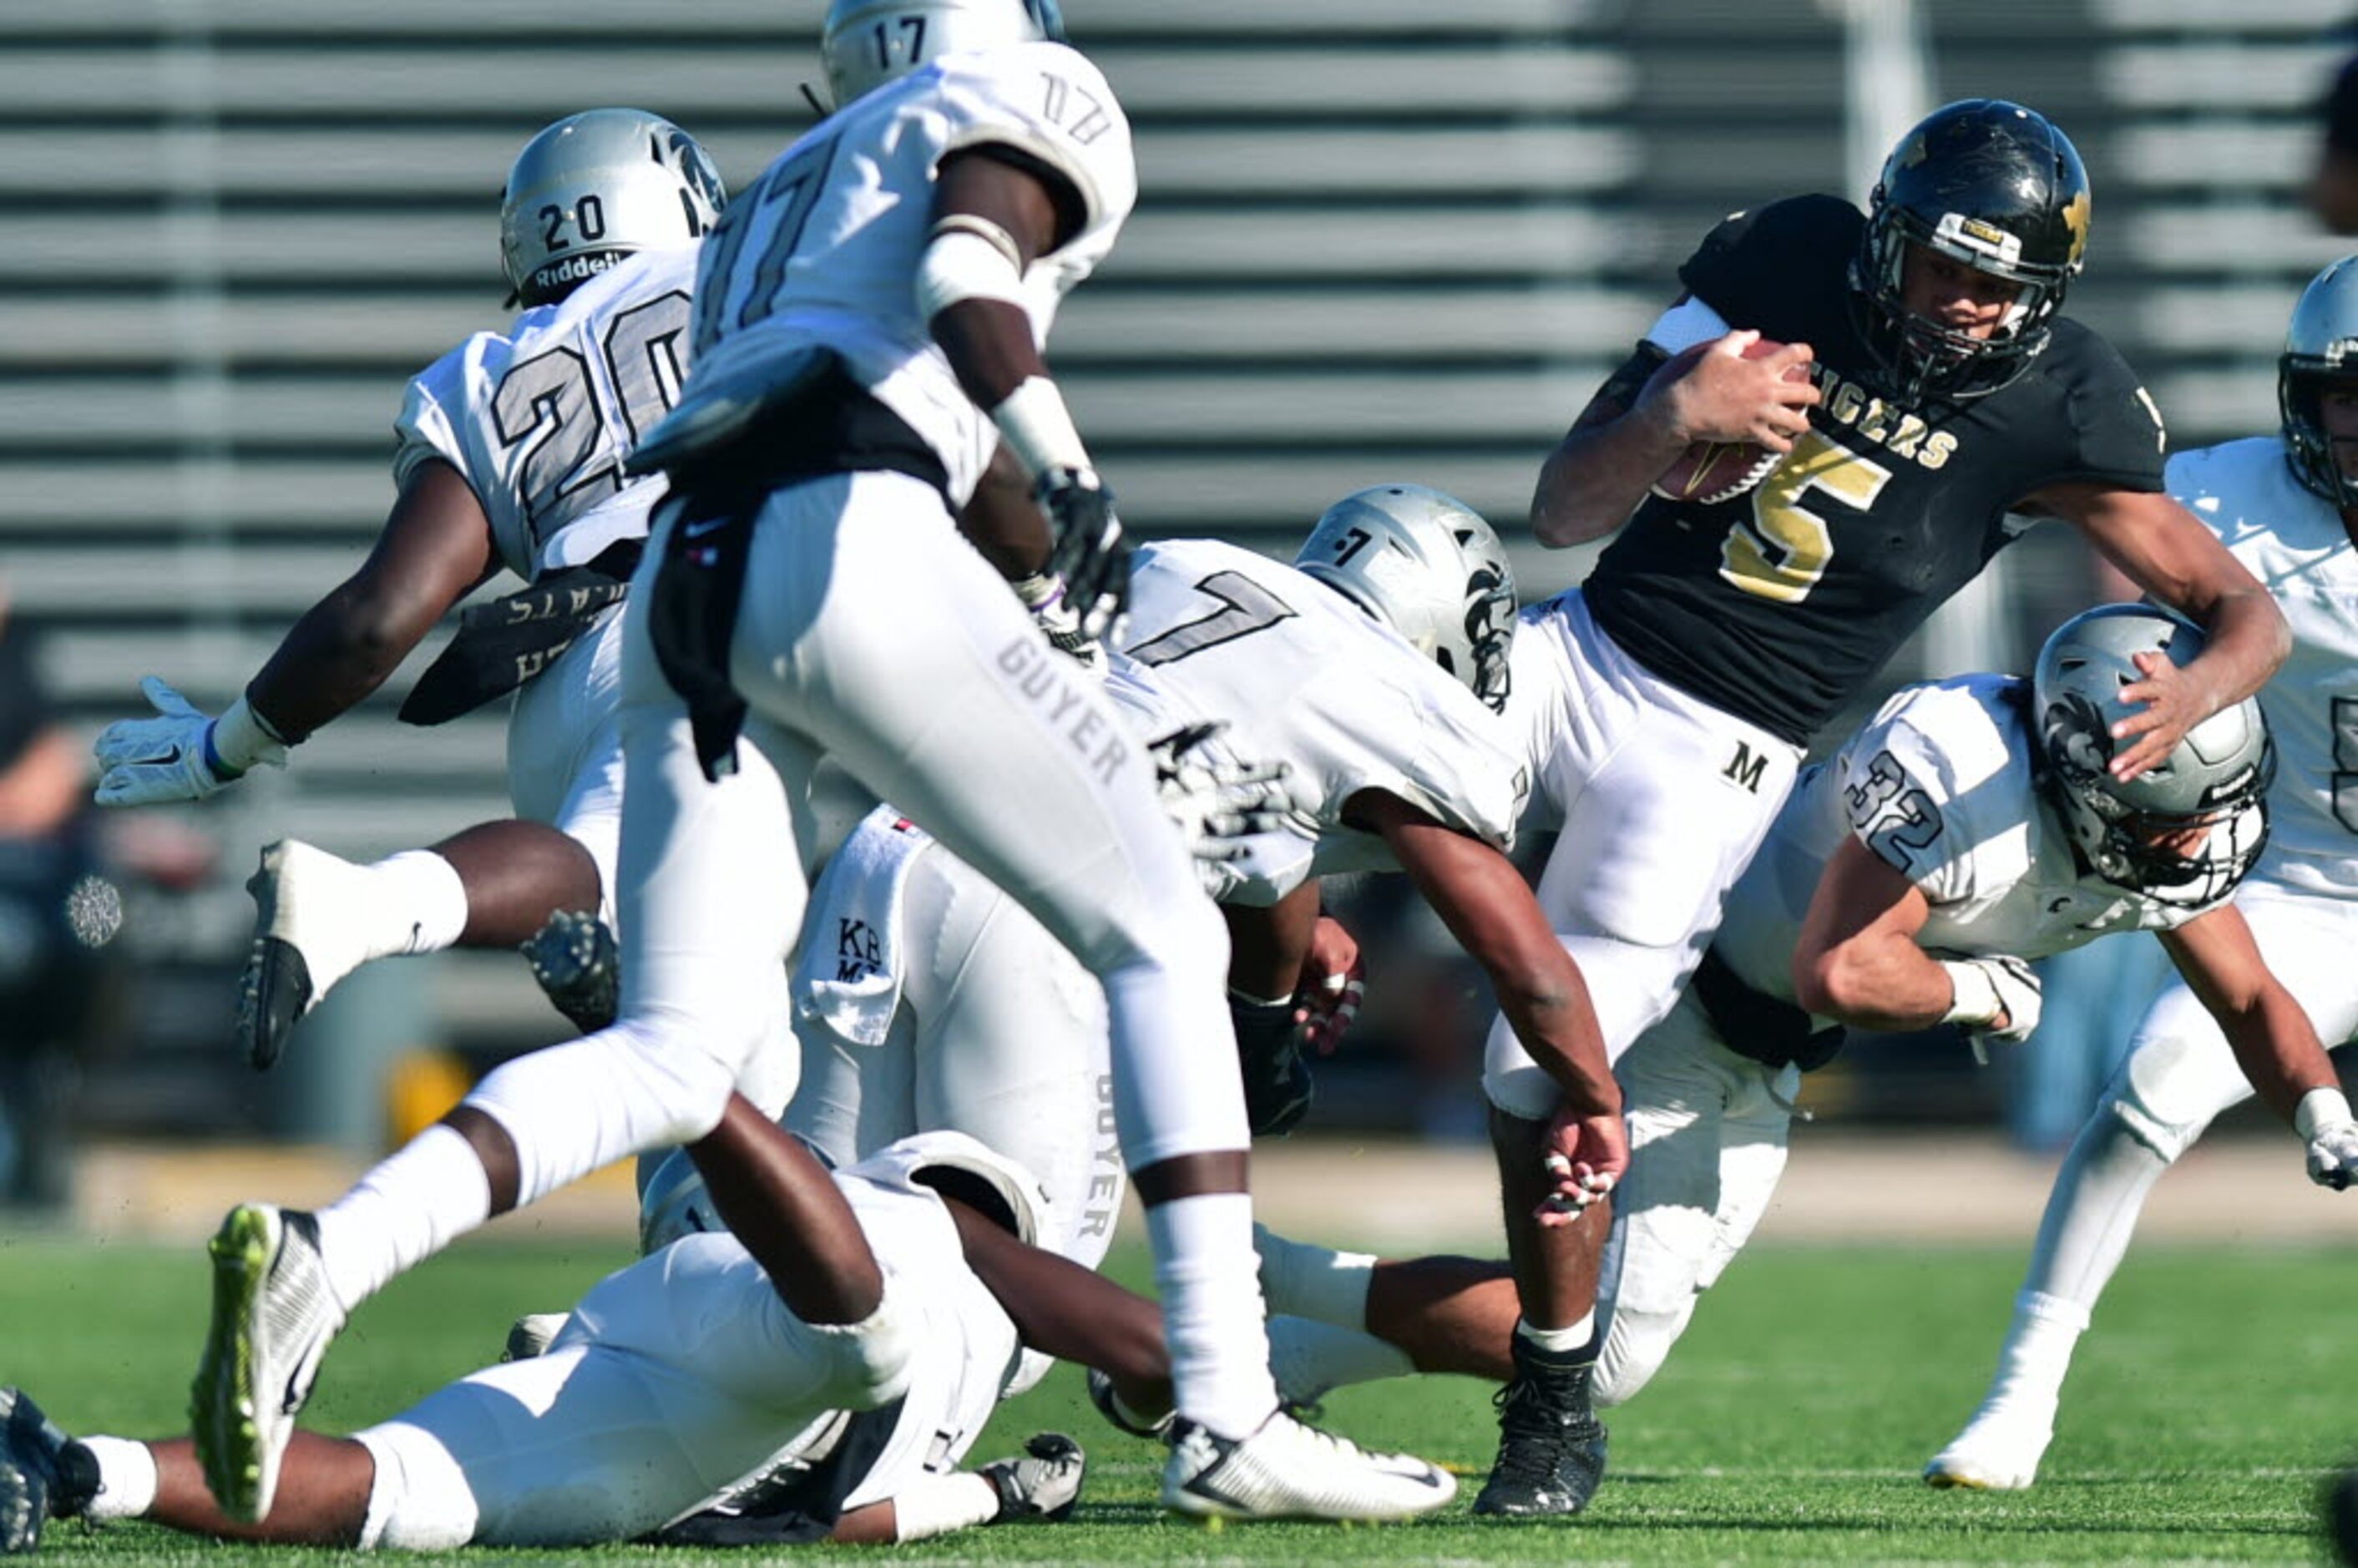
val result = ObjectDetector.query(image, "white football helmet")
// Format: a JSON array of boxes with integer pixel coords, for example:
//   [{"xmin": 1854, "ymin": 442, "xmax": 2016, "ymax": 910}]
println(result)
[
  {"xmin": 1294, "ymin": 484, "xmax": 1517, "ymax": 712},
  {"xmin": 499, "ymin": 109, "xmax": 726, "ymax": 309},
  {"xmin": 2032, "ymin": 604, "xmax": 2273, "ymax": 908},
  {"xmin": 2278, "ymin": 253, "xmax": 2358, "ymax": 508},
  {"xmin": 820, "ymin": 0, "xmax": 1065, "ymax": 108}
]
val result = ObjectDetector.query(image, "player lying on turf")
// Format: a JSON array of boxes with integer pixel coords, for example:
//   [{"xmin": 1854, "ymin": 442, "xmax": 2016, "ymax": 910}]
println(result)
[
  {"xmin": 1485, "ymin": 98, "xmax": 2289, "ymax": 1516},
  {"xmin": 0, "ymin": 1090, "xmax": 1531, "ymax": 1555},
  {"xmin": 1928, "ymin": 256, "xmax": 2358, "ymax": 1490},
  {"xmin": 85, "ymin": 110, "xmax": 731, "ymax": 1066},
  {"xmin": 1568, "ymin": 604, "xmax": 2353, "ymax": 1419}
]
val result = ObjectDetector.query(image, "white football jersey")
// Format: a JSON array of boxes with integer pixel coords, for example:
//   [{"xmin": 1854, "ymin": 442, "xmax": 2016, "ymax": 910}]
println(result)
[
  {"xmin": 686, "ymin": 40, "xmax": 1136, "ymax": 509},
  {"xmin": 2168, "ymin": 437, "xmax": 2358, "ymax": 898},
  {"xmin": 1713, "ymin": 675, "xmax": 2204, "ymax": 1007},
  {"xmin": 1103, "ymin": 539, "xmax": 1529, "ymax": 906},
  {"xmin": 394, "ymin": 243, "xmax": 699, "ymax": 581}
]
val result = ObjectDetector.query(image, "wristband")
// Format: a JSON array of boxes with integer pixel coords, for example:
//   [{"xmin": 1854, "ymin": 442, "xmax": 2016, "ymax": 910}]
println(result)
[
  {"xmin": 989, "ymin": 377, "xmax": 1090, "ymax": 479},
  {"xmin": 1938, "ymin": 959, "xmax": 2003, "ymax": 1028},
  {"xmin": 1009, "ymin": 569, "xmax": 1067, "ymax": 610},
  {"xmin": 210, "ymin": 695, "xmax": 289, "ymax": 775},
  {"xmin": 2295, "ymin": 1085, "xmax": 2355, "ymax": 1141}
]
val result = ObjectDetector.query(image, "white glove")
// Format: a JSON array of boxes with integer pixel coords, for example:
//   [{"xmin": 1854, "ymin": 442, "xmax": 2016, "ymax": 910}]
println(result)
[
  {"xmin": 1147, "ymin": 723, "xmax": 1294, "ymax": 866},
  {"xmin": 2298, "ymin": 1088, "xmax": 2358, "ymax": 1191},
  {"xmin": 1940, "ymin": 953, "xmax": 2042, "ymax": 1059},
  {"xmin": 93, "ymin": 676, "xmax": 287, "ymax": 807}
]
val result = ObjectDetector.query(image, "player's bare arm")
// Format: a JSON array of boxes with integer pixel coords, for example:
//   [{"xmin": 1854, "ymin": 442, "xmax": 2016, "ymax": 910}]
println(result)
[
  {"xmin": 2024, "ymin": 481, "xmax": 2288, "ymax": 781},
  {"xmin": 1529, "ymin": 326, "xmax": 1818, "ymax": 549},
  {"xmin": 242, "ymin": 459, "xmax": 499, "ymax": 742},
  {"xmin": 1791, "ymin": 835, "xmax": 2041, "ymax": 1046},
  {"xmin": 2153, "ymin": 905, "xmax": 2340, "ymax": 1127},
  {"xmin": 1343, "ymin": 789, "xmax": 1617, "ymax": 1125}
]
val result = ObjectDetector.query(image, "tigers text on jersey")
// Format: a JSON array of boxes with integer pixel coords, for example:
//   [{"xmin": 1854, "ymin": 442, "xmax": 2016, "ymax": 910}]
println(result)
[
  {"xmin": 686, "ymin": 40, "xmax": 1136, "ymax": 511},
  {"xmin": 1711, "ymin": 675, "xmax": 2204, "ymax": 1010},
  {"xmin": 2168, "ymin": 437, "xmax": 2358, "ymax": 898},
  {"xmin": 394, "ymin": 243, "xmax": 699, "ymax": 582},
  {"xmin": 1102, "ymin": 539, "xmax": 1528, "ymax": 907},
  {"xmin": 1583, "ymin": 195, "xmax": 2168, "ymax": 746}
]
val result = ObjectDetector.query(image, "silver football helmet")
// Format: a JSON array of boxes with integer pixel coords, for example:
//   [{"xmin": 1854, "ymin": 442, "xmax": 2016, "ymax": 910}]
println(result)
[
  {"xmin": 499, "ymin": 109, "xmax": 726, "ymax": 309},
  {"xmin": 2279, "ymin": 254, "xmax": 2358, "ymax": 508},
  {"xmin": 2032, "ymin": 604, "xmax": 2273, "ymax": 908},
  {"xmin": 820, "ymin": 0, "xmax": 1065, "ymax": 108},
  {"xmin": 1294, "ymin": 483, "xmax": 1516, "ymax": 713}
]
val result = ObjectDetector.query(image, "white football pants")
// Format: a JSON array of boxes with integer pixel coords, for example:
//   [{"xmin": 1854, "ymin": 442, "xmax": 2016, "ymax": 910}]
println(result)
[
  {"xmin": 463, "ymin": 469, "xmax": 1246, "ymax": 1210},
  {"xmin": 787, "ymin": 835, "xmax": 1124, "ymax": 1275},
  {"xmin": 356, "ymin": 1190, "xmax": 1010, "ymax": 1549},
  {"xmin": 504, "ymin": 603, "xmax": 629, "ymax": 923},
  {"xmin": 1590, "ymin": 986, "xmax": 1798, "ymax": 1407},
  {"xmin": 1485, "ymin": 590, "xmax": 1803, "ymax": 1119}
]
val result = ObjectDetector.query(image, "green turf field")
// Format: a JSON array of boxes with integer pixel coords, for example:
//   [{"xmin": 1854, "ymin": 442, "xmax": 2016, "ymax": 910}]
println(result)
[{"xmin": 3, "ymin": 1233, "xmax": 2351, "ymax": 1562}]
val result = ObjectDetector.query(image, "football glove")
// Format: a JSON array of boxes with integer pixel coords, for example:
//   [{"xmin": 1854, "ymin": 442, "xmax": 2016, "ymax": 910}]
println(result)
[
  {"xmin": 2298, "ymin": 1088, "xmax": 2358, "ymax": 1191},
  {"xmin": 93, "ymin": 677, "xmax": 286, "ymax": 807},
  {"xmin": 1037, "ymin": 468, "xmax": 1129, "ymax": 644},
  {"xmin": 1147, "ymin": 723, "xmax": 1294, "ymax": 865},
  {"xmin": 1939, "ymin": 953, "xmax": 2042, "ymax": 1060},
  {"xmin": 1010, "ymin": 569, "xmax": 1103, "ymax": 670}
]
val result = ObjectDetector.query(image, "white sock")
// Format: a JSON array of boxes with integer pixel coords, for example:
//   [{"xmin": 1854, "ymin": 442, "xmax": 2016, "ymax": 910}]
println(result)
[
  {"xmin": 1977, "ymin": 1291, "xmax": 2088, "ymax": 1419},
  {"xmin": 1269, "ymin": 1313, "xmax": 1414, "ymax": 1405},
  {"xmin": 1516, "ymin": 1313, "xmax": 1596, "ymax": 1356},
  {"xmin": 78, "ymin": 1436, "xmax": 159, "ymax": 1522},
  {"xmin": 1144, "ymin": 1192, "xmax": 1280, "ymax": 1439},
  {"xmin": 313, "ymin": 1124, "xmax": 491, "ymax": 1312},
  {"xmin": 891, "ymin": 1470, "xmax": 1000, "ymax": 1542},
  {"xmin": 364, "ymin": 850, "xmax": 470, "ymax": 957},
  {"xmin": 1253, "ymin": 1224, "xmax": 1378, "ymax": 1328}
]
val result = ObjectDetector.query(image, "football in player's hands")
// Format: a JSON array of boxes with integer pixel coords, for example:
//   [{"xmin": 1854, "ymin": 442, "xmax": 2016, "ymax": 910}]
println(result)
[{"xmin": 1649, "ymin": 336, "xmax": 1806, "ymax": 505}]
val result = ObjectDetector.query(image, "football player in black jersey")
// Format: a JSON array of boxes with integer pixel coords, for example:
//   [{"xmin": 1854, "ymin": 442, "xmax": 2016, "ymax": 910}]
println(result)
[{"xmin": 1473, "ymin": 99, "xmax": 2290, "ymax": 1518}]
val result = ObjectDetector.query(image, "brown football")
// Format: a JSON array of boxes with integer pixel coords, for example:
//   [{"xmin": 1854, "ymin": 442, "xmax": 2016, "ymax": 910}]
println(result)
[{"xmin": 1649, "ymin": 336, "xmax": 1806, "ymax": 505}]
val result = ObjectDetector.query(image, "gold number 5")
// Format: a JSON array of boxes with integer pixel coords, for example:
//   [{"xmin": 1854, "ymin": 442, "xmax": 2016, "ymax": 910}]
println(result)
[{"xmin": 1718, "ymin": 429, "xmax": 1890, "ymax": 604}]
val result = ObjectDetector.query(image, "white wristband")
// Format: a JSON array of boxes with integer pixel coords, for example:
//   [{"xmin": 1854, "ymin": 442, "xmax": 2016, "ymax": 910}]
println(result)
[
  {"xmin": 2295, "ymin": 1085, "xmax": 2355, "ymax": 1141},
  {"xmin": 213, "ymin": 694, "xmax": 291, "ymax": 771},
  {"xmin": 1939, "ymin": 959, "xmax": 2003, "ymax": 1028},
  {"xmin": 891, "ymin": 1470, "xmax": 1000, "ymax": 1543},
  {"xmin": 989, "ymin": 377, "xmax": 1090, "ymax": 479}
]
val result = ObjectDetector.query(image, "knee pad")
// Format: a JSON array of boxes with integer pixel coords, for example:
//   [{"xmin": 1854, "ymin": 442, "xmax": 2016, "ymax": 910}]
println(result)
[
  {"xmin": 2108, "ymin": 1037, "xmax": 2239, "ymax": 1165},
  {"xmin": 356, "ymin": 1423, "xmax": 479, "ymax": 1551}
]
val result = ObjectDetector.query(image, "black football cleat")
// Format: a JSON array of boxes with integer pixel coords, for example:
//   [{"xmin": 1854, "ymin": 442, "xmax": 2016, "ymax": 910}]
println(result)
[
  {"xmin": 0, "ymin": 1388, "xmax": 97, "ymax": 1554},
  {"xmin": 1471, "ymin": 1338, "xmax": 1608, "ymax": 1517}
]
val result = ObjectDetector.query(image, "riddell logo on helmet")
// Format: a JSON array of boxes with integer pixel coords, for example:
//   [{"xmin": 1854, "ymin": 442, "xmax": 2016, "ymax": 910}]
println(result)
[{"xmin": 530, "ymin": 250, "xmax": 626, "ymax": 295}]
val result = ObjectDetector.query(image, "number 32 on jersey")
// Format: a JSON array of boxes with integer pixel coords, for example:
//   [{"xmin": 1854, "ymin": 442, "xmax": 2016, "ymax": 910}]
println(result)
[{"xmin": 1718, "ymin": 430, "xmax": 1891, "ymax": 604}]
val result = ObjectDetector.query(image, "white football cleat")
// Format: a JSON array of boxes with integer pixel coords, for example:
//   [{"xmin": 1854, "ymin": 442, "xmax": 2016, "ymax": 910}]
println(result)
[
  {"xmin": 239, "ymin": 839, "xmax": 381, "ymax": 1070},
  {"xmin": 1161, "ymin": 1409, "xmax": 1455, "ymax": 1522},
  {"xmin": 191, "ymin": 1204, "xmax": 347, "ymax": 1523},
  {"xmin": 1924, "ymin": 1404, "xmax": 2055, "ymax": 1491}
]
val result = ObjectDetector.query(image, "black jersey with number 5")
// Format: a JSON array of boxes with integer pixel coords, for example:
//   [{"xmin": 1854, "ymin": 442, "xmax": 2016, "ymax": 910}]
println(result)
[{"xmin": 1581, "ymin": 195, "xmax": 2166, "ymax": 746}]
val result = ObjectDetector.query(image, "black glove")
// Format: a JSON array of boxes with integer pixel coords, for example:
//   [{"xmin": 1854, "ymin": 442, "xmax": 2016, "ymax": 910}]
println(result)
[{"xmin": 1037, "ymin": 468, "xmax": 1130, "ymax": 643}]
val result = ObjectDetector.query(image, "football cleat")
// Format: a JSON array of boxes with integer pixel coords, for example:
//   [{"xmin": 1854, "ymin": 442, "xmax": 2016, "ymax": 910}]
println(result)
[
  {"xmin": 238, "ymin": 839, "xmax": 380, "ymax": 1070},
  {"xmin": 1161, "ymin": 1409, "xmax": 1455, "ymax": 1523},
  {"xmin": 1472, "ymin": 1340, "xmax": 1608, "ymax": 1516},
  {"xmin": 191, "ymin": 1204, "xmax": 346, "ymax": 1523},
  {"xmin": 1085, "ymin": 1368, "xmax": 1174, "ymax": 1442},
  {"xmin": 1924, "ymin": 1404, "xmax": 2055, "ymax": 1491},
  {"xmin": 0, "ymin": 1388, "xmax": 96, "ymax": 1554},
  {"xmin": 981, "ymin": 1432, "xmax": 1088, "ymax": 1524},
  {"xmin": 519, "ymin": 909, "xmax": 620, "ymax": 1033},
  {"xmin": 501, "ymin": 1312, "xmax": 573, "ymax": 1363}
]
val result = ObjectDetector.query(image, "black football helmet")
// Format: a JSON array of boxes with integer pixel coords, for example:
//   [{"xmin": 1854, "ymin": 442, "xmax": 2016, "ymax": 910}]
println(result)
[{"xmin": 1850, "ymin": 99, "xmax": 2092, "ymax": 402}]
